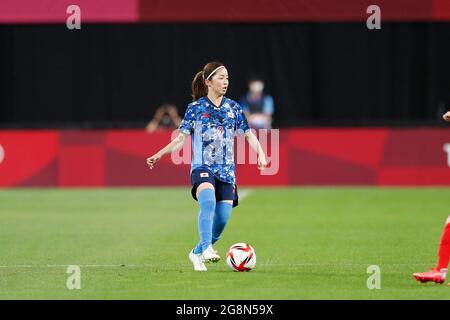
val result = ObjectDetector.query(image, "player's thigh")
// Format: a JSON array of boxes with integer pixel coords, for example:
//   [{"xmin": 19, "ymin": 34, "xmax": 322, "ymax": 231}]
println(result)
[
  {"xmin": 215, "ymin": 180, "xmax": 238, "ymax": 207},
  {"xmin": 196, "ymin": 182, "xmax": 215, "ymax": 199},
  {"xmin": 191, "ymin": 168, "xmax": 215, "ymax": 200},
  {"xmin": 218, "ymin": 200, "xmax": 233, "ymax": 205},
  {"xmin": 446, "ymin": 216, "xmax": 450, "ymax": 224}
]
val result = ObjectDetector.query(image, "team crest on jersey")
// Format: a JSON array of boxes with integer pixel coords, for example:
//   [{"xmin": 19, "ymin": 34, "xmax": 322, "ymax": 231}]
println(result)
[
  {"xmin": 217, "ymin": 126, "xmax": 224, "ymax": 137},
  {"xmin": 227, "ymin": 112, "xmax": 234, "ymax": 118},
  {"xmin": 201, "ymin": 112, "xmax": 210, "ymax": 119}
]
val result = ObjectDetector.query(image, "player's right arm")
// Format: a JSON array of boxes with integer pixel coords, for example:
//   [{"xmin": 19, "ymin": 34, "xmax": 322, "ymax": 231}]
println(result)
[
  {"xmin": 146, "ymin": 132, "xmax": 188, "ymax": 169},
  {"xmin": 443, "ymin": 111, "xmax": 450, "ymax": 122},
  {"xmin": 147, "ymin": 104, "xmax": 195, "ymax": 170}
]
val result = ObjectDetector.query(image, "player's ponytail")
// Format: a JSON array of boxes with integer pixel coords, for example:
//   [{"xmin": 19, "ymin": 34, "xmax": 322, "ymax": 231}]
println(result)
[
  {"xmin": 191, "ymin": 61, "xmax": 225, "ymax": 101},
  {"xmin": 191, "ymin": 70, "xmax": 207, "ymax": 101}
]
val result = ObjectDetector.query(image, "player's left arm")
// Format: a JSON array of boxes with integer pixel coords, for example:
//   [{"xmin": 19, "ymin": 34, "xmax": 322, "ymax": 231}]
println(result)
[
  {"xmin": 244, "ymin": 130, "xmax": 268, "ymax": 171},
  {"xmin": 235, "ymin": 101, "xmax": 268, "ymax": 171}
]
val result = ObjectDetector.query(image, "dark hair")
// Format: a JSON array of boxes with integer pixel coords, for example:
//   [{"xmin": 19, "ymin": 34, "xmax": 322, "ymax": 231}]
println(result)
[
  {"xmin": 248, "ymin": 75, "xmax": 264, "ymax": 85},
  {"xmin": 191, "ymin": 61, "xmax": 225, "ymax": 101}
]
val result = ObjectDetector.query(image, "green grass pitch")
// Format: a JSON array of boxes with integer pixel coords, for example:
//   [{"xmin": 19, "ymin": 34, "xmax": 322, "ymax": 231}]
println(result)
[{"xmin": 1, "ymin": 187, "xmax": 450, "ymax": 299}]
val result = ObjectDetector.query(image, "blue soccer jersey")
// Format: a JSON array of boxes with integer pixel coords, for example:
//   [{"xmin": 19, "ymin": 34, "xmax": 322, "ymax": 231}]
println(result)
[{"xmin": 178, "ymin": 96, "xmax": 250, "ymax": 185}]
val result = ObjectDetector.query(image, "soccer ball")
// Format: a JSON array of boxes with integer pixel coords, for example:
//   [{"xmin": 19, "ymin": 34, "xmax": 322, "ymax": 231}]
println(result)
[{"xmin": 226, "ymin": 243, "xmax": 256, "ymax": 272}]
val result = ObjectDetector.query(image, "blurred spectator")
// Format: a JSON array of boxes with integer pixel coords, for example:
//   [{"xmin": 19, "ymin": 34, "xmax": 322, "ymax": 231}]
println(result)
[
  {"xmin": 443, "ymin": 110, "xmax": 450, "ymax": 122},
  {"xmin": 146, "ymin": 104, "xmax": 181, "ymax": 133},
  {"xmin": 239, "ymin": 77, "xmax": 274, "ymax": 129},
  {"xmin": 437, "ymin": 101, "xmax": 447, "ymax": 122}
]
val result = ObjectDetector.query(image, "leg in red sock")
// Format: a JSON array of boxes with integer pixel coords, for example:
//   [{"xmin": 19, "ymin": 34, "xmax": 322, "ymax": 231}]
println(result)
[
  {"xmin": 413, "ymin": 216, "xmax": 450, "ymax": 284},
  {"xmin": 436, "ymin": 217, "xmax": 450, "ymax": 272}
]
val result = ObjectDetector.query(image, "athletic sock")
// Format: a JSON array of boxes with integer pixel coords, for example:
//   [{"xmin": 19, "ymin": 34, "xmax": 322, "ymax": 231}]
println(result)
[
  {"xmin": 212, "ymin": 202, "xmax": 233, "ymax": 245},
  {"xmin": 193, "ymin": 189, "xmax": 216, "ymax": 254},
  {"xmin": 436, "ymin": 223, "xmax": 450, "ymax": 273}
]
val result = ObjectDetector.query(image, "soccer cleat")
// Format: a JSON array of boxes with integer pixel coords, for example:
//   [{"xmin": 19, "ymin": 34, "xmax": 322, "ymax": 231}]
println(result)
[
  {"xmin": 201, "ymin": 245, "xmax": 221, "ymax": 263},
  {"xmin": 413, "ymin": 268, "xmax": 447, "ymax": 284},
  {"xmin": 189, "ymin": 250, "xmax": 207, "ymax": 271}
]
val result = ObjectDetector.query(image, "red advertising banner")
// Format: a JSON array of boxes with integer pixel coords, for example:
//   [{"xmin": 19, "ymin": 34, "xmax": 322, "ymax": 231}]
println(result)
[
  {"xmin": 140, "ymin": 0, "xmax": 434, "ymax": 22},
  {"xmin": 0, "ymin": 0, "xmax": 449, "ymax": 23},
  {"xmin": 0, "ymin": 128, "xmax": 449, "ymax": 187},
  {"xmin": 0, "ymin": 0, "xmax": 137, "ymax": 23}
]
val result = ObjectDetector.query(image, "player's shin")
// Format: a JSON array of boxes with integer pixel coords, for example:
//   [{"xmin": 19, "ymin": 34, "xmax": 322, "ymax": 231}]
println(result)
[
  {"xmin": 195, "ymin": 189, "xmax": 216, "ymax": 253},
  {"xmin": 211, "ymin": 202, "xmax": 233, "ymax": 245},
  {"xmin": 436, "ymin": 223, "xmax": 450, "ymax": 273}
]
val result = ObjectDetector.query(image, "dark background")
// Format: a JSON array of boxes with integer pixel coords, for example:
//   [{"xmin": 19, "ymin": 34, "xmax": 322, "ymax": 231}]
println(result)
[{"xmin": 1, "ymin": 22, "xmax": 449, "ymax": 128}]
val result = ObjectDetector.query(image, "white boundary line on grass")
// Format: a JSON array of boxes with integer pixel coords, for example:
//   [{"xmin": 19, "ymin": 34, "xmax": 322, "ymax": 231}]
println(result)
[
  {"xmin": 238, "ymin": 189, "xmax": 252, "ymax": 201},
  {"xmin": 0, "ymin": 262, "xmax": 431, "ymax": 268},
  {"xmin": 0, "ymin": 264, "xmax": 139, "ymax": 268}
]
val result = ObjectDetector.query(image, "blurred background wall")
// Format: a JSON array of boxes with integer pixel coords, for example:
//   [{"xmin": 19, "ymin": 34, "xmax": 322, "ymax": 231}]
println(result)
[{"xmin": 0, "ymin": 0, "xmax": 449, "ymax": 186}]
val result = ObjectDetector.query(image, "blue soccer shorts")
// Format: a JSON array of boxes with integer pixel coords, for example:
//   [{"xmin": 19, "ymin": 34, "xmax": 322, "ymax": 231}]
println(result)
[{"xmin": 190, "ymin": 167, "xmax": 239, "ymax": 208}]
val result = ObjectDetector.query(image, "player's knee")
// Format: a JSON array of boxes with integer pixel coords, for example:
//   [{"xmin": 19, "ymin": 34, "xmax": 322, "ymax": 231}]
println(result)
[
  {"xmin": 202, "ymin": 198, "xmax": 216, "ymax": 212},
  {"xmin": 198, "ymin": 189, "xmax": 216, "ymax": 212},
  {"xmin": 202, "ymin": 199, "xmax": 216, "ymax": 212},
  {"xmin": 196, "ymin": 182, "xmax": 214, "ymax": 199}
]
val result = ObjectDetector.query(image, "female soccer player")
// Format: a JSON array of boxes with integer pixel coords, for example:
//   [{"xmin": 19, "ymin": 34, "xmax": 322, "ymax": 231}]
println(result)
[
  {"xmin": 413, "ymin": 111, "xmax": 450, "ymax": 284},
  {"xmin": 146, "ymin": 61, "xmax": 267, "ymax": 271}
]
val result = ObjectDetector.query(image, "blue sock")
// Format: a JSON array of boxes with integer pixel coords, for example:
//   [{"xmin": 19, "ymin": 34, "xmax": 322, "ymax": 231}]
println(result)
[
  {"xmin": 193, "ymin": 189, "xmax": 216, "ymax": 254},
  {"xmin": 212, "ymin": 202, "xmax": 233, "ymax": 245}
]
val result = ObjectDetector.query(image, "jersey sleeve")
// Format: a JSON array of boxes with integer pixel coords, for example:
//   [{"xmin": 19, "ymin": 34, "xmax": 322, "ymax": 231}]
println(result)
[
  {"xmin": 263, "ymin": 95, "xmax": 274, "ymax": 115},
  {"xmin": 239, "ymin": 95, "xmax": 249, "ymax": 113},
  {"xmin": 235, "ymin": 103, "xmax": 251, "ymax": 136},
  {"xmin": 178, "ymin": 104, "xmax": 196, "ymax": 135}
]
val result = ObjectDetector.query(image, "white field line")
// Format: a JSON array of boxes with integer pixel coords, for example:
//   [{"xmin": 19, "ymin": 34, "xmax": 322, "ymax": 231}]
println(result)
[
  {"xmin": 0, "ymin": 262, "xmax": 430, "ymax": 269},
  {"xmin": 238, "ymin": 189, "xmax": 252, "ymax": 201},
  {"xmin": 0, "ymin": 264, "xmax": 140, "ymax": 268}
]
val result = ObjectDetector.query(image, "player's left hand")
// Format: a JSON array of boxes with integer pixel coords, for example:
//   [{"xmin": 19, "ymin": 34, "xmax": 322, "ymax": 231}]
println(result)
[{"xmin": 258, "ymin": 155, "xmax": 268, "ymax": 171}]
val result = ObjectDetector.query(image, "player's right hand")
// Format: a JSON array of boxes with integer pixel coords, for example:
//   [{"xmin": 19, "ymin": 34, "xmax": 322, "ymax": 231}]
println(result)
[
  {"xmin": 443, "ymin": 111, "xmax": 450, "ymax": 122},
  {"xmin": 146, "ymin": 153, "xmax": 161, "ymax": 170}
]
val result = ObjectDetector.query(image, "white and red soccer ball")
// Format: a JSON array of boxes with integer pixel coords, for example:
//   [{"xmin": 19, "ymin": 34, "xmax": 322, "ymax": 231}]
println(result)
[{"xmin": 226, "ymin": 243, "xmax": 256, "ymax": 272}]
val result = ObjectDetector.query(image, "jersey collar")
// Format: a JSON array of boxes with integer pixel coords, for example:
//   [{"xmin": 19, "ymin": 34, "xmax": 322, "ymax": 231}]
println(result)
[{"xmin": 205, "ymin": 96, "xmax": 226, "ymax": 109}]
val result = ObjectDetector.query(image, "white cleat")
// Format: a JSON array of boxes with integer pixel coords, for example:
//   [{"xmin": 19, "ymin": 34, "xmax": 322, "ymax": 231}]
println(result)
[
  {"xmin": 189, "ymin": 250, "xmax": 207, "ymax": 271},
  {"xmin": 201, "ymin": 245, "xmax": 221, "ymax": 263}
]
